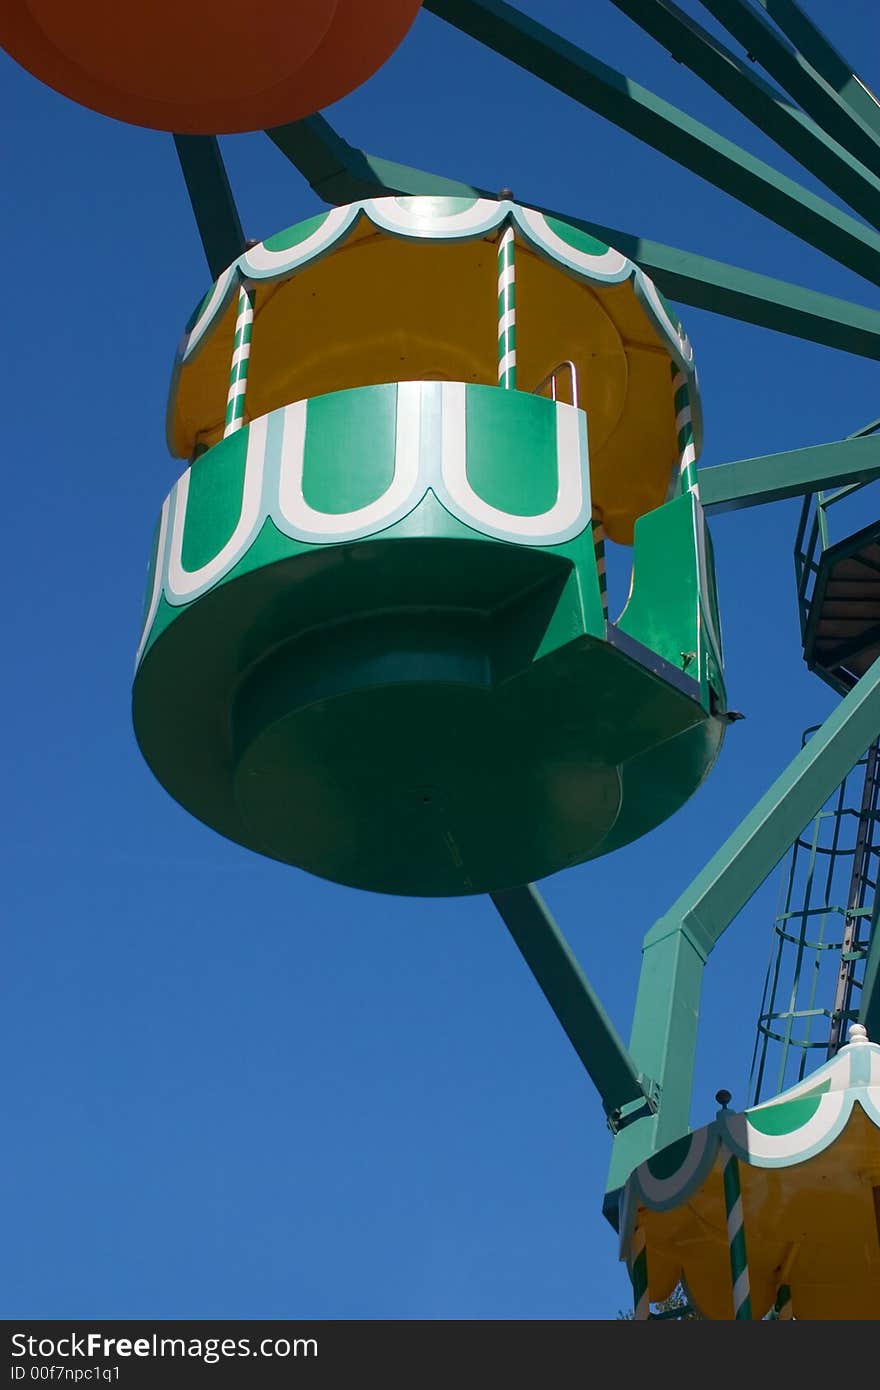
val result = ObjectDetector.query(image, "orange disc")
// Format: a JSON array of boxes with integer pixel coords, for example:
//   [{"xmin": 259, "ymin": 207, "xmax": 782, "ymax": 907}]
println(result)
[{"xmin": 3, "ymin": 0, "xmax": 423, "ymax": 132}]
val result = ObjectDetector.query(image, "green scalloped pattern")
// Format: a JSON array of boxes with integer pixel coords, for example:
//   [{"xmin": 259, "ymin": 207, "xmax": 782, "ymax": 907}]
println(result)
[
  {"xmin": 746, "ymin": 1080, "xmax": 831, "ymax": 1136},
  {"xmin": 263, "ymin": 212, "xmax": 331, "ymax": 253}
]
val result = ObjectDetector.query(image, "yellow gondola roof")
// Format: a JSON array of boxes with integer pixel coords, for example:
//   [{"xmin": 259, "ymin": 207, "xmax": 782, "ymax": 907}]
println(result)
[
  {"xmin": 621, "ymin": 1025, "xmax": 880, "ymax": 1319},
  {"xmin": 167, "ymin": 196, "xmax": 702, "ymax": 544}
]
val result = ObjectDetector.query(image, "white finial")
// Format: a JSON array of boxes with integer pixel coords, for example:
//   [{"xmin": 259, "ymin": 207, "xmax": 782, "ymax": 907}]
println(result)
[{"xmin": 847, "ymin": 1023, "xmax": 869, "ymax": 1046}]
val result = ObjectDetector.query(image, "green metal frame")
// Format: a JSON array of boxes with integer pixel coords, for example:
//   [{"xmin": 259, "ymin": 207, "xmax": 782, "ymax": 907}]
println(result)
[
  {"xmin": 609, "ymin": 0, "xmax": 880, "ymax": 228},
  {"xmin": 605, "ymin": 655, "xmax": 880, "ymax": 1215},
  {"xmin": 697, "ymin": 0, "xmax": 880, "ymax": 178},
  {"xmin": 167, "ymin": 0, "xmax": 880, "ymax": 1234},
  {"xmin": 264, "ymin": 115, "xmax": 880, "ymax": 361},
  {"xmin": 861, "ymin": 894, "xmax": 880, "ymax": 1041},
  {"xmin": 750, "ymin": 736, "xmax": 880, "ymax": 1100},
  {"xmin": 490, "ymin": 887, "xmax": 656, "ymax": 1125},
  {"xmin": 754, "ymin": 0, "xmax": 880, "ymax": 141},
  {"xmin": 423, "ymin": 0, "xmax": 880, "ymax": 285},
  {"xmin": 173, "ymin": 135, "xmax": 246, "ymax": 281},
  {"xmin": 795, "ymin": 493, "xmax": 880, "ymax": 697},
  {"xmin": 701, "ymin": 434, "xmax": 880, "ymax": 514}
]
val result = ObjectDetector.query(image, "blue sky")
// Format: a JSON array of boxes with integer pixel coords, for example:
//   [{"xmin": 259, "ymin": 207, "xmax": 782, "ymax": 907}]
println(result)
[{"xmin": 2, "ymin": 1, "xmax": 878, "ymax": 1320}]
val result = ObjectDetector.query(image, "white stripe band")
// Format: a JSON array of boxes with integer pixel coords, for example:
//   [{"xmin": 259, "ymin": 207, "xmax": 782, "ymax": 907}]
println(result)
[{"xmin": 732, "ymin": 1269, "xmax": 751, "ymax": 1311}]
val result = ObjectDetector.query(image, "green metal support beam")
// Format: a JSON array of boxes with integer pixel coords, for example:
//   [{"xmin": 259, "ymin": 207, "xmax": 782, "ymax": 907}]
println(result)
[
  {"xmin": 266, "ymin": 117, "xmax": 479, "ymax": 203},
  {"xmin": 859, "ymin": 895, "xmax": 880, "ymax": 1043},
  {"xmin": 609, "ymin": 0, "xmax": 880, "ymax": 228},
  {"xmin": 173, "ymin": 135, "xmax": 246, "ymax": 281},
  {"xmin": 268, "ymin": 116, "xmax": 880, "ymax": 361},
  {"xmin": 756, "ymin": 0, "xmax": 880, "ymax": 143},
  {"xmin": 605, "ymin": 653, "xmax": 880, "ymax": 1219},
  {"xmin": 490, "ymin": 886, "xmax": 652, "ymax": 1120},
  {"xmin": 423, "ymin": 0, "xmax": 880, "ymax": 286},
  {"xmin": 700, "ymin": 433, "xmax": 880, "ymax": 514},
  {"xmin": 697, "ymin": 0, "xmax": 880, "ymax": 177}
]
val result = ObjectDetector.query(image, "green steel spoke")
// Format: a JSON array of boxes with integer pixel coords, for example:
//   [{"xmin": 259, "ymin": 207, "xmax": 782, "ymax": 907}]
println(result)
[
  {"xmin": 173, "ymin": 135, "xmax": 247, "ymax": 281},
  {"xmin": 267, "ymin": 116, "xmax": 880, "ymax": 361},
  {"xmin": 850, "ymin": 415, "xmax": 880, "ymax": 439},
  {"xmin": 699, "ymin": 433, "xmax": 880, "ymax": 513},
  {"xmin": 606, "ymin": 654, "xmax": 880, "ymax": 1211},
  {"xmin": 609, "ymin": 0, "xmax": 880, "ymax": 227},
  {"xmin": 756, "ymin": 0, "xmax": 880, "ymax": 144},
  {"xmin": 697, "ymin": 0, "xmax": 880, "ymax": 176},
  {"xmin": 423, "ymin": 0, "xmax": 880, "ymax": 285},
  {"xmin": 490, "ymin": 886, "xmax": 651, "ymax": 1118}
]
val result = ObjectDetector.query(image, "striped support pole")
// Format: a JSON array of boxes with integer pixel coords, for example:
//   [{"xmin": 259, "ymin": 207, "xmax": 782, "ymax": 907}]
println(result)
[
  {"xmin": 497, "ymin": 225, "xmax": 516, "ymax": 390},
  {"xmin": 593, "ymin": 513, "xmax": 609, "ymax": 623},
  {"xmin": 630, "ymin": 1225, "xmax": 650, "ymax": 1321},
  {"xmin": 772, "ymin": 1283, "xmax": 793, "ymax": 1320},
  {"xmin": 721, "ymin": 1144, "xmax": 753, "ymax": 1320},
  {"xmin": 224, "ymin": 280, "xmax": 255, "ymax": 437},
  {"xmin": 672, "ymin": 364, "xmax": 698, "ymax": 495}
]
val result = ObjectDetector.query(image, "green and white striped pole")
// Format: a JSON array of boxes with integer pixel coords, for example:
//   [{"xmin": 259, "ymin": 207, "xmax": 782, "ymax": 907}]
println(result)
[
  {"xmin": 721, "ymin": 1142, "xmax": 753, "ymax": 1320},
  {"xmin": 672, "ymin": 364, "xmax": 698, "ymax": 496},
  {"xmin": 224, "ymin": 280, "xmax": 255, "ymax": 438},
  {"xmin": 593, "ymin": 514, "xmax": 609, "ymax": 624},
  {"xmin": 497, "ymin": 225, "xmax": 516, "ymax": 390},
  {"xmin": 630, "ymin": 1224, "xmax": 650, "ymax": 1321}
]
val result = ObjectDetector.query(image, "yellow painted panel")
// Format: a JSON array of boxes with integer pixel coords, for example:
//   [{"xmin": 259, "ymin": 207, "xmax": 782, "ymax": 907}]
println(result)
[
  {"xmin": 171, "ymin": 230, "xmax": 680, "ymax": 539},
  {"xmin": 637, "ymin": 1111, "xmax": 880, "ymax": 1319}
]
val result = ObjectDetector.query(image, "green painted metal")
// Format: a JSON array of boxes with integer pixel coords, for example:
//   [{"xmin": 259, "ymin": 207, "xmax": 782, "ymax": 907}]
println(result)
[
  {"xmin": 496, "ymin": 223, "xmax": 516, "ymax": 389},
  {"xmin": 223, "ymin": 281, "xmax": 254, "ymax": 437},
  {"xmin": 794, "ymin": 473, "xmax": 880, "ymax": 694},
  {"xmin": 771, "ymin": 1281, "xmax": 794, "ymax": 1320},
  {"xmin": 721, "ymin": 1141, "xmax": 753, "ymax": 1319},
  {"xmin": 697, "ymin": 0, "xmax": 880, "ymax": 178},
  {"xmin": 750, "ymin": 736, "xmax": 880, "ymax": 1100},
  {"xmin": 606, "ymin": 651, "xmax": 880, "ymax": 1214},
  {"xmin": 424, "ymin": 0, "xmax": 880, "ymax": 286},
  {"xmin": 618, "ymin": 492, "xmax": 724, "ymax": 717},
  {"xmin": 756, "ymin": 0, "xmax": 880, "ymax": 144},
  {"xmin": 700, "ymin": 434, "xmax": 880, "ymax": 514},
  {"xmin": 135, "ymin": 379, "xmax": 724, "ymax": 896},
  {"xmin": 267, "ymin": 117, "xmax": 880, "ymax": 362},
  {"xmin": 629, "ymin": 1224, "xmax": 650, "ymax": 1319},
  {"xmin": 610, "ymin": 0, "xmax": 880, "ymax": 228},
  {"xmin": 173, "ymin": 135, "xmax": 246, "ymax": 281},
  {"xmin": 161, "ymin": 3, "xmax": 880, "ymax": 1257},
  {"xmin": 266, "ymin": 116, "xmax": 481, "ymax": 203},
  {"xmin": 490, "ymin": 885, "xmax": 650, "ymax": 1116},
  {"xmin": 860, "ymin": 894, "xmax": 880, "ymax": 1042}
]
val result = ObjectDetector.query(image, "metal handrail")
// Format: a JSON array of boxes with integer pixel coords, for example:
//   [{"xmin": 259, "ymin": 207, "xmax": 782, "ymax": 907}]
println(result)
[
  {"xmin": 794, "ymin": 473, "xmax": 876, "ymax": 641},
  {"xmin": 531, "ymin": 360, "xmax": 579, "ymax": 409}
]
